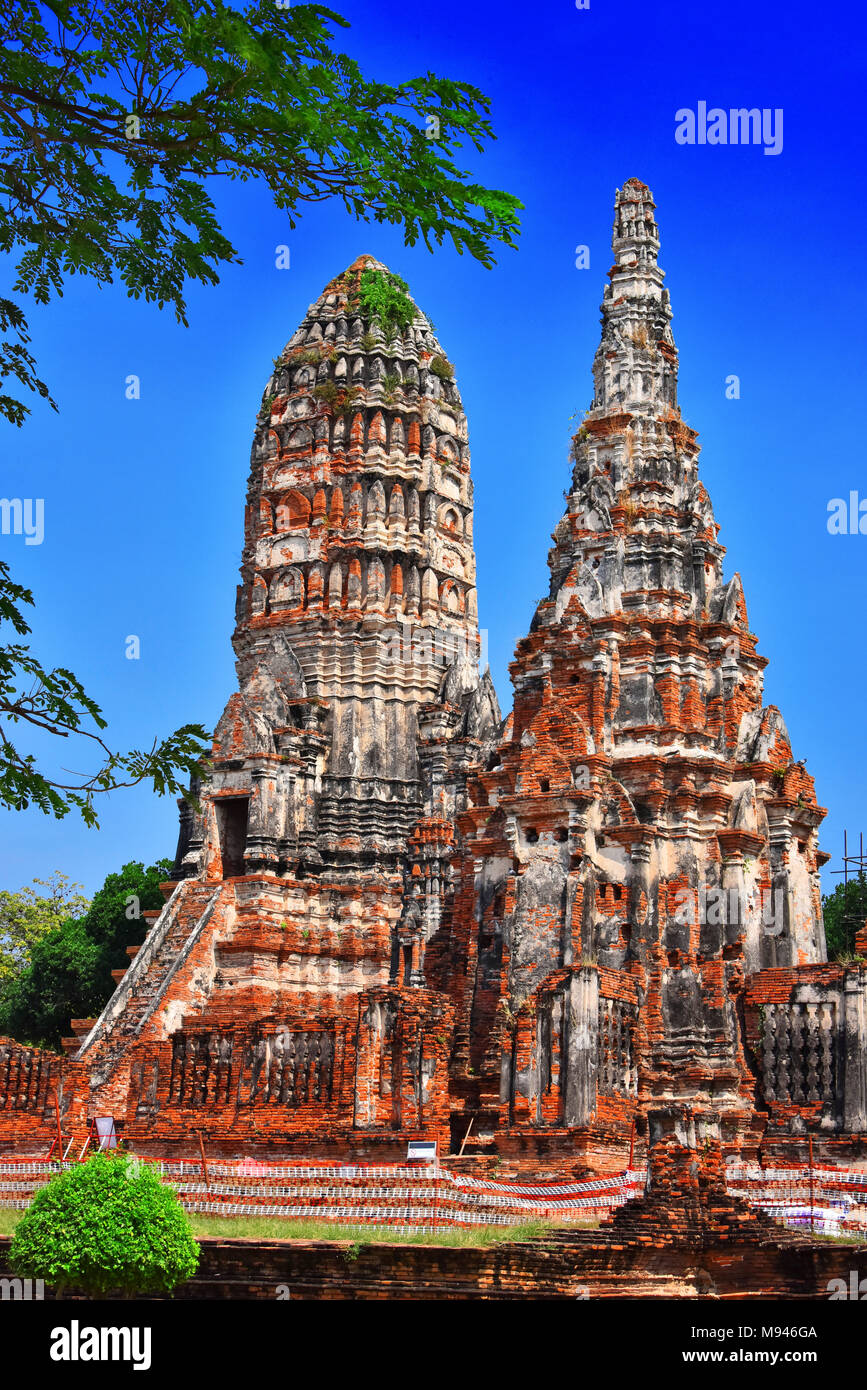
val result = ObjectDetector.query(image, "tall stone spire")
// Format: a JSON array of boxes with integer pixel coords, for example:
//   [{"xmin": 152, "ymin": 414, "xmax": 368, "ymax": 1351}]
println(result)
[
  {"xmin": 444, "ymin": 178, "xmax": 828, "ymax": 1158},
  {"xmin": 547, "ymin": 177, "xmax": 723, "ymax": 632}
]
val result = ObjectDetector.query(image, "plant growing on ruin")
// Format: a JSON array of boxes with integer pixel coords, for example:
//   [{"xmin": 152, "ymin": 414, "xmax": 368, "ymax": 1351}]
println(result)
[
  {"xmin": 429, "ymin": 354, "xmax": 454, "ymax": 381},
  {"xmin": 314, "ymin": 381, "xmax": 359, "ymax": 419},
  {"xmin": 360, "ymin": 331, "xmax": 378, "ymax": 353},
  {"xmin": 353, "ymin": 269, "xmax": 416, "ymax": 339},
  {"xmin": 313, "ymin": 380, "xmax": 340, "ymax": 410},
  {"xmin": 381, "ymin": 370, "xmax": 401, "ymax": 403},
  {"xmin": 569, "ymin": 428, "xmax": 589, "ymax": 463},
  {"xmin": 10, "ymin": 1151, "xmax": 199, "ymax": 1296}
]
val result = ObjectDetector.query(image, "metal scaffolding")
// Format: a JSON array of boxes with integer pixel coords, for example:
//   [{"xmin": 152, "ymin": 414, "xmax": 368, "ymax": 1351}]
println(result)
[{"xmin": 829, "ymin": 830, "xmax": 867, "ymax": 955}]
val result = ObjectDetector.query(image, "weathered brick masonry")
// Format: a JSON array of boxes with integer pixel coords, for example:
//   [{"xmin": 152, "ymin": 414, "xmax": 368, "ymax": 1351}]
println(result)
[
  {"xmin": 0, "ymin": 1213, "xmax": 857, "ymax": 1300},
  {"xmin": 2, "ymin": 181, "xmax": 864, "ymax": 1196}
]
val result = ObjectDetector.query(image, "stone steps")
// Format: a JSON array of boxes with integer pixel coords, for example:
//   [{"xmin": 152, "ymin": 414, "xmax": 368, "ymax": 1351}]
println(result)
[{"xmin": 108, "ymin": 882, "xmax": 222, "ymax": 1041}]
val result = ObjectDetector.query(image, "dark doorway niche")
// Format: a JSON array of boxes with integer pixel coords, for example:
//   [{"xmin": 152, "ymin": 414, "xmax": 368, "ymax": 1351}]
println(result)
[{"xmin": 216, "ymin": 797, "xmax": 249, "ymax": 878}]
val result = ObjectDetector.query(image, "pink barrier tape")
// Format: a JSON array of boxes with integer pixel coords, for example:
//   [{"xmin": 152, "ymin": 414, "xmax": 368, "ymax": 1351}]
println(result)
[
  {"xmin": 0, "ymin": 1158, "xmax": 646, "ymax": 1229},
  {"xmin": 725, "ymin": 1163, "xmax": 867, "ymax": 1240}
]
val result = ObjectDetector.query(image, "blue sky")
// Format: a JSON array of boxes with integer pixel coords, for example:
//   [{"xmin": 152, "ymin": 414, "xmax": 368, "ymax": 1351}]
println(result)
[{"xmin": 2, "ymin": 0, "xmax": 865, "ymax": 900}]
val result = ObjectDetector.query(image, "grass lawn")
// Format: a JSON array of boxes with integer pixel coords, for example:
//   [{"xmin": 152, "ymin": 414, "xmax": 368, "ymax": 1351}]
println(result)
[
  {"xmin": 0, "ymin": 1206, "xmax": 598, "ymax": 1245},
  {"xmin": 186, "ymin": 1215, "xmax": 570, "ymax": 1245}
]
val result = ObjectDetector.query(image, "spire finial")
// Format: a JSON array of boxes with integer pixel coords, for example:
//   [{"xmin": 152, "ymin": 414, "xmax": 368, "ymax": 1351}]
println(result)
[
  {"xmin": 586, "ymin": 177, "xmax": 677, "ymax": 417},
  {"xmin": 612, "ymin": 178, "xmax": 659, "ymax": 266}
]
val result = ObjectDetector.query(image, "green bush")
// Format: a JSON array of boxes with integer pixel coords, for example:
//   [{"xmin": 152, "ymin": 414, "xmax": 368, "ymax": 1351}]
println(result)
[{"xmin": 10, "ymin": 1151, "xmax": 199, "ymax": 1296}]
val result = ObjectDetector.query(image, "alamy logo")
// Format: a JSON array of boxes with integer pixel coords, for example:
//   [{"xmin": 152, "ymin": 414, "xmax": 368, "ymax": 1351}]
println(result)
[
  {"xmin": 675, "ymin": 103, "xmax": 783, "ymax": 155},
  {"xmin": 828, "ymin": 1271, "xmax": 867, "ymax": 1299},
  {"xmin": 50, "ymin": 1320, "xmax": 152, "ymax": 1371},
  {"xmin": 380, "ymin": 622, "xmax": 487, "ymax": 671},
  {"xmin": 0, "ymin": 497, "xmax": 44, "ymax": 545},
  {"xmin": 827, "ymin": 492, "xmax": 867, "ymax": 534},
  {"xmin": 0, "ymin": 1276, "xmax": 44, "ymax": 1300},
  {"xmin": 674, "ymin": 886, "xmax": 785, "ymax": 935}
]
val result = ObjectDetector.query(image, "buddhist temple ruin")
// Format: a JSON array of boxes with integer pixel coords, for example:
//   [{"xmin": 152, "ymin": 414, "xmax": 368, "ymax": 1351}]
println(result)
[{"xmin": 2, "ymin": 179, "xmax": 866, "ymax": 1175}]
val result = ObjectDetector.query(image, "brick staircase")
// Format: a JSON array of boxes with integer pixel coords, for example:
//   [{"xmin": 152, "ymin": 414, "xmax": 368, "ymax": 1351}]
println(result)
[{"xmin": 75, "ymin": 880, "xmax": 224, "ymax": 1077}]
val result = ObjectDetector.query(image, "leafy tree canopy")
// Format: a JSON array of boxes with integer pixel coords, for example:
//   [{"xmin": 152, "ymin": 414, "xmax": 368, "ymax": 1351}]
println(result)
[
  {"xmin": 0, "ymin": 0, "xmax": 521, "ymax": 427},
  {"xmin": 10, "ymin": 1150, "xmax": 199, "ymax": 1295},
  {"xmin": 0, "ymin": 869, "xmax": 89, "ymax": 988},
  {"xmin": 0, "ymin": 917, "xmax": 103, "ymax": 1047},
  {"xmin": 0, "ymin": 0, "xmax": 521, "ymax": 824}
]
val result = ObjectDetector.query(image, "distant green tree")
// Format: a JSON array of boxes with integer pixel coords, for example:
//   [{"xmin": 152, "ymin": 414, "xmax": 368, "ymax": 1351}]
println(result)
[
  {"xmin": 0, "ymin": 858, "xmax": 171, "ymax": 1048},
  {"xmin": 72, "ymin": 857, "xmax": 173, "ymax": 992},
  {"xmin": 822, "ymin": 873, "xmax": 867, "ymax": 960},
  {"xmin": 0, "ymin": 919, "xmax": 102, "ymax": 1047},
  {"xmin": 0, "ymin": 870, "xmax": 89, "ymax": 989},
  {"xmin": 10, "ymin": 1150, "xmax": 199, "ymax": 1296}
]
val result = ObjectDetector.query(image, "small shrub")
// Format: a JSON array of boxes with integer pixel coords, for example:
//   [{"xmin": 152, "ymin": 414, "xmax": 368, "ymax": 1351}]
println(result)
[
  {"xmin": 313, "ymin": 380, "xmax": 339, "ymax": 409},
  {"xmin": 314, "ymin": 382, "xmax": 360, "ymax": 418},
  {"xmin": 10, "ymin": 1151, "xmax": 199, "ymax": 1297},
  {"xmin": 429, "ymin": 354, "xmax": 454, "ymax": 382}
]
